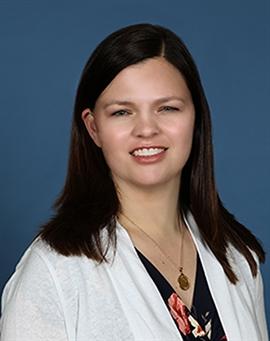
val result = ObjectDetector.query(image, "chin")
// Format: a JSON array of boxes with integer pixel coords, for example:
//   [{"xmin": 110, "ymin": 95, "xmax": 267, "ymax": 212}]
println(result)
[{"xmin": 130, "ymin": 174, "xmax": 180, "ymax": 189}]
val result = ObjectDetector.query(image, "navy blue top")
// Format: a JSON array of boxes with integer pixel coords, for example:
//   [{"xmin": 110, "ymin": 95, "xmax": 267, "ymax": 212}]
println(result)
[{"xmin": 135, "ymin": 249, "xmax": 227, "ymax": 340}]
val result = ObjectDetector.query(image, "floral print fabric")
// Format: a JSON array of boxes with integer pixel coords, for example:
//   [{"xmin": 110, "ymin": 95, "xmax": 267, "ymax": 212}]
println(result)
[{"xmin": 168, "ymin": 293, "xmax": 227, "ymax": 340}]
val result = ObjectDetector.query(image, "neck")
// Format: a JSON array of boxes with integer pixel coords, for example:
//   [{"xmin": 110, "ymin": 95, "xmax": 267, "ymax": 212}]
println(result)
[{"xmin": 116, "ymin": 179, "xmax": 182, "ymax": 240}]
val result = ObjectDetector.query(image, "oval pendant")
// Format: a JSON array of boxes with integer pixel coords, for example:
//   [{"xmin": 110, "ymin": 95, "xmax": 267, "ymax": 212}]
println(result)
[{"xmin": 178, "ymin": 273, "xmax": 190, "ymax": 291}]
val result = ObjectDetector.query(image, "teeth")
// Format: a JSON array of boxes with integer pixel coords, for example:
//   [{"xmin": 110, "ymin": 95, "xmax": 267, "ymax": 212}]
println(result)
[{"xmin": 133, "ymin": 148, "xmax": 165, "ymax": 156}]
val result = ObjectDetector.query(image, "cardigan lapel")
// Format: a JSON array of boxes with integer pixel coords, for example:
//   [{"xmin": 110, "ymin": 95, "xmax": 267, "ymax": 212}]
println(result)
[
  {"xmin": 183, "ymin": 211, "xmax": 260, "ymax": 341},
  {"xmin": 108, "ymin": 222, "xmax": 183, "ymax": 340}
]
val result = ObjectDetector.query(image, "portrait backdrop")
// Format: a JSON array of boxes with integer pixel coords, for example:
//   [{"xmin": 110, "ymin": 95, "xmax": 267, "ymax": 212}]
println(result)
[{"xmin": 0, "ymin": 0, "xmax": 269, "ymax": 329}]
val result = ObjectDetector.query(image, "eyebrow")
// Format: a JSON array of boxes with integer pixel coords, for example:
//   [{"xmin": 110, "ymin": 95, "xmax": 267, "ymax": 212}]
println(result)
[{"xmin": 102, "ymin": 96, "xmax": 186, "ymax": 109}]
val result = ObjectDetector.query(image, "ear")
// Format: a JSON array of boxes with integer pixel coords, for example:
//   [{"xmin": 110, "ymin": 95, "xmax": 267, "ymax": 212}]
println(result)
[{"xmin": 81, "ymin": 108, "xmax": 102, "ymax": 147}]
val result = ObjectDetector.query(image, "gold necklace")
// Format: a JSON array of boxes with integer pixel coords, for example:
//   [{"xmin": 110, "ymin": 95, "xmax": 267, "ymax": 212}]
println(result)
[{"xmin": 118, "ymin": 213, "xmax": 190, "ymax": 291}]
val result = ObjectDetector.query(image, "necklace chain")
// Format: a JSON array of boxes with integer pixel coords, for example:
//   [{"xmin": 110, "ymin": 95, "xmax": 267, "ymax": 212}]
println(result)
[{"xmin": 118, "ymin": 213, "xmax": 190, "ymax": 291}]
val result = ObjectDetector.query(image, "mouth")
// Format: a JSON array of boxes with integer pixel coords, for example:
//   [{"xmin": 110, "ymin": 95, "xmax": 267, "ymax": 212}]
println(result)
[{"xmin": 130, "ymin": 147, "xmax": 168, "ymax": 157}]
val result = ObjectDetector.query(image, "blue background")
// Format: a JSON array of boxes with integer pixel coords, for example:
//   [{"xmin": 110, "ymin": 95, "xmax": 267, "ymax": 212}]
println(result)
[{"xmin": 0, "ymin": 0, "xmax": 269, "ymax": 330}]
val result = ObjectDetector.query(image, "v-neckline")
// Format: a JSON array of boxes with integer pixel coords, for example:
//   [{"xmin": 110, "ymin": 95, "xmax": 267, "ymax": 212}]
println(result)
[{"xmin": 135, "ymin": 247, "xmax": 198, "ymax": 312}]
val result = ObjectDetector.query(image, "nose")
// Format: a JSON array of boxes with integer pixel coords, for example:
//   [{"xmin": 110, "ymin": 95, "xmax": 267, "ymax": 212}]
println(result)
[{"xmin": 132, "ymin": 112, "xmax": 160, "ymax": 138}]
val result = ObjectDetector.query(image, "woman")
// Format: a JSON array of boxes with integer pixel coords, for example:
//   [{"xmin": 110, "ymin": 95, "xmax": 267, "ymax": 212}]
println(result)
[{"xmin": 0, "ymin": 23, "xmax": 268, "ymax": 341}]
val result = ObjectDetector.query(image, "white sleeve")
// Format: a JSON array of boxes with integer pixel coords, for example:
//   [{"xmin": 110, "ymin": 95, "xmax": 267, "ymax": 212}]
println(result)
[
  {"xmin": 0, "ymin": 248, "xmax": 69, "ymax": 341},
  {"xmin": 255, "ymin": 268, "xmax": 269, "ymax": 341}
]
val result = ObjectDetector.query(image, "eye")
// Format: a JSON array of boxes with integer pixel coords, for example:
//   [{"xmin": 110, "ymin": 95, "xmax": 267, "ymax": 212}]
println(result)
[
  {"xmin": 111, "ymin": 110, "xmax": 130, "ymax": 117},
  {"xmin": 160, "ymin": 106, "xmax": 180, "ymax": 112}
]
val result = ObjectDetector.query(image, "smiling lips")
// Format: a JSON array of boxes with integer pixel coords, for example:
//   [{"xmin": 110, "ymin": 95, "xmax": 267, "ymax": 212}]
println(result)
[
  {"xmin": 134, "ymin": 147, "xmax": 166, "ymax": 156},
  {"xmin": 130, "ymin": 146, "xmax": 168, "ymax": 163}
]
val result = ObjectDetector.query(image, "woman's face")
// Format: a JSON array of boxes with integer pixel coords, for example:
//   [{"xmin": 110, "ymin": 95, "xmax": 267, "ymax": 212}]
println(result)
[{"xmin": 82, "ymin": 57, "xmax": 195, "ymax": 191}]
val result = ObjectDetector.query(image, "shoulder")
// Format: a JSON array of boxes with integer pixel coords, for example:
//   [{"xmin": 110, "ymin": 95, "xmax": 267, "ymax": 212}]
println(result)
[
  {"xmin": 0, "ymin": 237, "xmax": 92, "ymax": 340},
  {"xmin": 226, "ymin": 243, "xmax": 262, "ymax": 294},
  {"xmin": 228, "ymin": 244, "xmax": 268, "ymax": 340},
  {"xmin": 1, "ymin": 237, "xmax": 99, "ymax": 315},
  {"xmin": 5, "ymin": 238, "xmax": 82, "ymax": 285},
  {"xmin": 1, "ymin": 238, "xmax": 102, "ymax": 340},
  {"xmin": 5, "ymin": 237, "xmax": 99, "ymax": 286}
]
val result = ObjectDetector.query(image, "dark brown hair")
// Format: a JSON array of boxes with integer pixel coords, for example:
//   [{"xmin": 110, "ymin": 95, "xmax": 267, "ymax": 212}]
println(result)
[{"xmin": 39, "ymin": 23, "xmax": 265, "ymax": 283}]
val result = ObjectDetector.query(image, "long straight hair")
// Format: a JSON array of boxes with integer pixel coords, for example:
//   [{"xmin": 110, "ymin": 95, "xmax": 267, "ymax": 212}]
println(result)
[{"xmin": 39, "ymin": 23, "xmax": 265, "ymax": 283}]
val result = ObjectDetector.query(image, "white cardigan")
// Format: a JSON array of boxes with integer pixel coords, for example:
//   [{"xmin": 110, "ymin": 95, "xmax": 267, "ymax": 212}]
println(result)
[{"xmin": 0, "ymin": 211, "xmax": 268, "ymax": 341}]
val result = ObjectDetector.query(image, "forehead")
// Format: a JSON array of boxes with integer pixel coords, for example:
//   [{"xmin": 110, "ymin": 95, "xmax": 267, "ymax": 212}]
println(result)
[{"xmin": 96, "ymin": 57, "xmax": 191, "ymax": 105}]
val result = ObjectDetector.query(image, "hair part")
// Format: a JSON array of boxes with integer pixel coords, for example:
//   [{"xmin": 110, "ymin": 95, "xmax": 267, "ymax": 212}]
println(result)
[{"xmin": 39, "ymin": 23, "xmax": 265, "ymax": 283}]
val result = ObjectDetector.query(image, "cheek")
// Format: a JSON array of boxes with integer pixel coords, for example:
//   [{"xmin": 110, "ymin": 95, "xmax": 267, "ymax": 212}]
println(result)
[
  {"xmin": 97, "ymin": 127, "xmax": 128, "ymax": 161},
  {"xmin": 168, "ymin": 118, "xmax": 195, "ymax": 145}
]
